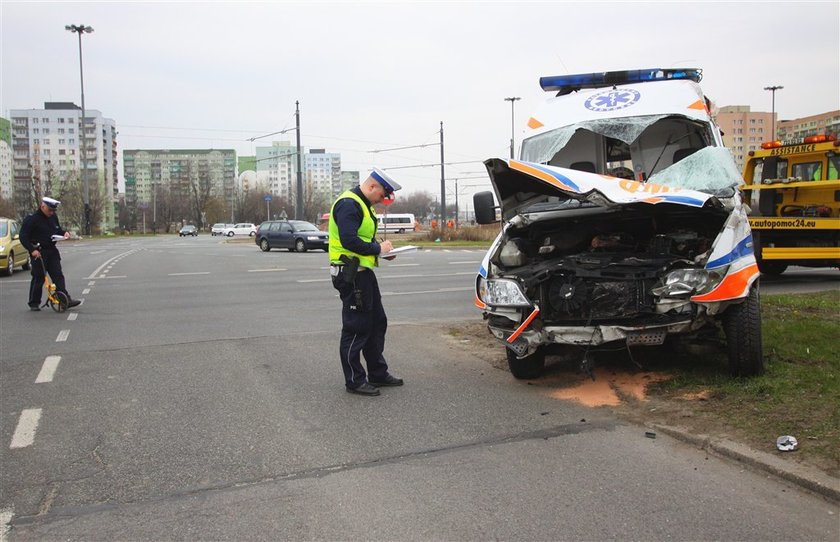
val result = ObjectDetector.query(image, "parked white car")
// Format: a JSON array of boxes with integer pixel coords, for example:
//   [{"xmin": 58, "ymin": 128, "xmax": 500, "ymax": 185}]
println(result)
[
  {"xmin": 224, "ymin": 223, "xmax": 256, "ymax": 237},
  {"xmin": 211, "ymin": 223, "xmax": 233, "ymax": 236}
]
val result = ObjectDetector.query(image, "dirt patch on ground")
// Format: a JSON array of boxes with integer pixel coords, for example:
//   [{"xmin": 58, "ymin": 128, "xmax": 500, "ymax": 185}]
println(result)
[{"xmin": 445, "ymin": 320, "xmax": 837, "ymax": 476}]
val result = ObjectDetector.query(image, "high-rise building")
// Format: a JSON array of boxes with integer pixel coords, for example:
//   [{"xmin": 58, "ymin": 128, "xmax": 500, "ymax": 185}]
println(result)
[
  {"xmin": 9, "ymin": 102, "xmax": 118, "ymax": 228},
  {"xmin": 339, "ymin": 170, "xmax": 360, "ymax": 193},
  {"xmin": 0, "ymin": 118, "xmax": 12, "ymax": 202},
  {"xmin": 715, "ymin": 106, "xmax": 774, "ymax": 173},
  {"xmin": 255, "ymin": 142, "xmax": 342, "ymax": 198},
  {"xmin": 777, "ymin": 110, "xmax": 840, "ymax": 141},
  {"xmin": 123, "ymin": 149, "xmax": 236, "ymax": 227}
]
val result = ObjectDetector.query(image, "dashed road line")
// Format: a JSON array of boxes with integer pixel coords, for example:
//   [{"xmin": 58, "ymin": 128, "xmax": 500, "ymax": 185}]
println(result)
[
  {"xmin": 169, "ymin": 272, "xmax": 210, "ymax": 276},
  {"xmin": 56, "ymin": 329, "xmax": 70, "ymax": 342},
  {"xmin": 10, "ymin": 408, "xmax": 42, "ymax": 449},
  {"xmin": 0, "ymin": 506, "xmax": 12, "ymax": 542},
  {"xmin": 88, "ymin": 281, "xmax": 96, "ymax": 286},
  {"xmin": 87, "ymin": 248, "xmax": 140, "ymax": 279},
  {"xmin": 35, "ymin": 356, "xmax": 61, "ymax": 383},
  {"xmin": 82, "ymin": 288, "xmax": 91, "ymax": 294},
  {"xmin": 67, "ymin": 313, "xmax": 78, "ymax": 321},
  {"xmin": 247, "ymin": 268, "xmax": 287, "ymax": 273}
]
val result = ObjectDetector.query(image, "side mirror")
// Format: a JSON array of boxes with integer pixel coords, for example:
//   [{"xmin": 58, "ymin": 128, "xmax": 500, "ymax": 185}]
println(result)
[
  {"xmin": 12, "ymin": 234, "xmax": 19, "ymax": 240},
  {"xmin": 473, "ymin": 191, "xmax": 498, "ymax": 225}
]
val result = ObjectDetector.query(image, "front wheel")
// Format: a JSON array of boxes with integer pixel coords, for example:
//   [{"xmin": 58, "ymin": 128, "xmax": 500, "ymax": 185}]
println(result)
[
  {"xmin": 2, "ymin": 252, "xmax": 13, "ymax": 276},
  {"xmin": 506, "ymin": 347, "xmax": 546, "ymax": 379},
  {"xmin": 295, "ymin": 239, "xmax": 307, "ymax": 253},
  {"xmin": 51, "ymin": 291, "xmax": 69, "ymax": 313},
  {"xmin": 260, "ymin": 239, "xmax": 271, "ymax": 252},
  {"xmin": 723, "ymin": 285, "xmax": 764, "ymax": 376},
  {"xmin": 249, "ymin": 231, "xmax": 256, "ymax": 237},
  {"xmin": 227, "ymin": 231, "xmax": 234, "ymax": 237},
  {"xmin": 758, "ymin": 260, "xmax": 787, "ymax": 276}
]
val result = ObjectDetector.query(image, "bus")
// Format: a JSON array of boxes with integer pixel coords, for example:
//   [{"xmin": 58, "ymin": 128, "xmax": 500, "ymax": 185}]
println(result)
[{"xmin": 377, "ymin": 213, "xmax": 416, "ymax": 233}]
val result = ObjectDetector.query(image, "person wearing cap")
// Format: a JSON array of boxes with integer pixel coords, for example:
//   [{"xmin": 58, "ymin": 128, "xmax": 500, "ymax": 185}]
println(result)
[
  {"xmin": 328, "ymin": 168, "xmax": 404, "ymax": 396},
  {"xmin": 19, "ymin": 197, "xmax": 81, "ymax": 311}
]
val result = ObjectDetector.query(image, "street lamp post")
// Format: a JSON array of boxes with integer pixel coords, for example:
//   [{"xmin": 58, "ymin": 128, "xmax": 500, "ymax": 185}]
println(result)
[
  {"xmin": 504, "ymin": 97, "xmax": 521, "ymax": 159},
  {"xmin": 66, "ymin": 23, "xmax": 94, "ymax": 235},
  {"xmin": 764, "ymin": 85, "xmax": 783, "ymax": 141}
]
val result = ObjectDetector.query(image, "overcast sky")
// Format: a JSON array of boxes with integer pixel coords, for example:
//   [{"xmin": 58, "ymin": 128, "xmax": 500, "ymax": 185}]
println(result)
[{"xmin": 2, "ymin": 0, "xmax": 838, "ymax": 201}]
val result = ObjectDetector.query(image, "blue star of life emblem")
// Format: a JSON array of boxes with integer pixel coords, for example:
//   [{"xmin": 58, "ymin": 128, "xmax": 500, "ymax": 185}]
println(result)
[{"xmin": 584, "ymin": 89, "xmax": 641, "ymax": 112}]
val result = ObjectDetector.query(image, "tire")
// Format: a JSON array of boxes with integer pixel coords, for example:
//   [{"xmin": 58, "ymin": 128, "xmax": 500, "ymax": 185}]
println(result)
[
  {"xmin": 51, "ymin": 291, "xmax": 68, "ymax": 313},
  {"xmin": 227, "ymin": 231, "xmax": 234, "ymax": 237},
  {"xmin": 723, "ymin": 284, "xmax": 764, "ymax": 376},
  {"xmin": 2, "ymin": 252, "xmax": 13, "ymax": 276},
  {"xmin": 398, "ymin": 228, "xmax": 405, "ymax": 234},
  {"xmin": 295, "ymin": 238, "xmax": 307, "ymax": 253},
  {"xmin": 260, "ymin": 239, "xmax": 271, "ymax": 252},
  {"xmin": 506, "ymin": 347, "xmax": 546, "ymax": 379},
  {"xmin": 249, "ymin": 231, "xmax": 256, "ymax": 237}
]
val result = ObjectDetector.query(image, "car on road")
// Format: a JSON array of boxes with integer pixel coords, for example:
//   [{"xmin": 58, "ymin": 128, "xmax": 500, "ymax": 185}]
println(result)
[
  {"xmin": 255, "ymin": 220, "xmax": 329, "ymax": 252},
  {"xmin": 179, "ymin": 225, "xmax": 198, "ymax": 237},
  {"xmin": 473, "ymin": 68, "xmax": 762, "ymax": 380},
  {"xmin": 211, "ymin": 223, "xmax": 233, "ymax": 236},
  {"xmin": 0, "ymin": 217, "xmax": 30, "ymax": 276},
  {"xmin": 224, "ymin": 223, "xmax": 256, "ymax": 237}
]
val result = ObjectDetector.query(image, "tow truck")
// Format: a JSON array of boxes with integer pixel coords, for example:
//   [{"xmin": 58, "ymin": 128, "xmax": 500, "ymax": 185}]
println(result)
[{"xmin": 742, "ymin": 135, "xmax": 840, "ymax": 275}]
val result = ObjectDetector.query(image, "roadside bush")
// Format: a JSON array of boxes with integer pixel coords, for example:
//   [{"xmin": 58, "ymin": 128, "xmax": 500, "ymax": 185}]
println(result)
[{"xmin": 422, "ymin": 224, "xmax": 500, "ymax": 242}]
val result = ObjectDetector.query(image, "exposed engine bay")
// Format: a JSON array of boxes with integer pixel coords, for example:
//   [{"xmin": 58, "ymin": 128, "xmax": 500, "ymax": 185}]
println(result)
[{"xmin": 489, "ymin": 207, "xmax": 727, "ymax": 324}]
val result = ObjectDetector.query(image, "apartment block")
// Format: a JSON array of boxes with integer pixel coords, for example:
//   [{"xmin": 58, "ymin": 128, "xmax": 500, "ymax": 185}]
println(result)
[
  {"xmin": 715, "ymin": 106, "xmax": 774, "ymax": 173},
  {"xmin": 254, "ymin": 142, "xmax": 342, "ymax": 198},
  {"xmin": 123, "ymin": 149, "xmax": 236, "ymax": 226},
  {"xmin": 0, "ymin": 118, "xmax": 12, "ymax": 202},
  {"xmin": 777, "ymin": 110, "xmax": 840, "ymax": 141},
  {"xmin": 9, "ymin": 102, "xmax": 118, "ymax": 228}
]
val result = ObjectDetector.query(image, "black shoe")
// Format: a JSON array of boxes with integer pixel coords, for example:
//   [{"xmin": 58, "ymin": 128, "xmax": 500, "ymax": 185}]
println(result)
[
  {"xmin": 29, "ymin": 304, "xmax": 41, "ymax": 311},
  {"xmin": 346, "ymin": 382, "xmax": 381, "ymax": 396},
  {"xmin": 67, "ymin": 299, "xmax": 82, "ymax": 308},
  {"xmin": 370, "ymin": 374, "xmax": 404, "ymax": 387}
]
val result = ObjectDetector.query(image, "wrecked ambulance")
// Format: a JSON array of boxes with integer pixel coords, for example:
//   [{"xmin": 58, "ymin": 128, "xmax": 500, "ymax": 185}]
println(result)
[{"xmin": 473, "ymin": 69, "xmax": 763, "ymax": 379}]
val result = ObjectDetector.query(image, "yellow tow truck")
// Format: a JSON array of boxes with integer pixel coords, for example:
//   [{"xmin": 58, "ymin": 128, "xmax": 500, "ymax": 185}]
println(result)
[{"xmin": 742, "ymin": 135, "xmax": 840, "ymax": 275}]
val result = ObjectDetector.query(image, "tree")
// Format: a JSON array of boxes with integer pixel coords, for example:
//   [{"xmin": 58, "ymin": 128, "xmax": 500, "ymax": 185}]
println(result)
[
  {"xmin": 203, "ymin": 197, "xmax": 227, "ymax": 226},
  {"xmin": 0, "ymin": 195, "xmax": 16, "ymax": 218},
  {"xmin": 380, "ymin": 190, "xmax": 436, "ymax": 222}
]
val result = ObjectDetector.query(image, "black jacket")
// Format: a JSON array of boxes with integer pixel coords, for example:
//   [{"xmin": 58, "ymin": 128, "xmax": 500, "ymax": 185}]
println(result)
[{"xmin": 20, "ymin": 209, "xmax": 66, "ymax": 254}]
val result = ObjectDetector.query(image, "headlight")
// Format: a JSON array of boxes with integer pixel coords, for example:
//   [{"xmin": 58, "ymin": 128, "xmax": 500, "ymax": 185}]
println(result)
[
  {"xmin": 478, "ymin": 277, "xmax": 531, "ymax": 307},
  {"xmin": 306, "ymin": 236, "xmax": 320, "ymax": 241},
  {"xmin": 651, "ymin": 268, "xmax": 724, "ymax": 297},
  {"xmin": 0, "ymin": 245, "xmax": 5, "ymax": 252}
]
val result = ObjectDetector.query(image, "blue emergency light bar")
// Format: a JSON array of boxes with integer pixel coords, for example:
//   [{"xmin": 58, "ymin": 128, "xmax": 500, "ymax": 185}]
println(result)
[{"xmin": 539, "ymin": 68, "xmax": 702, "ymax": 93}]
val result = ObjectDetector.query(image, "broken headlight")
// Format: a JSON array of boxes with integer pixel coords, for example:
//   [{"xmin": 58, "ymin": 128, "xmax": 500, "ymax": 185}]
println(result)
[
  {"xmin": 478, "ymin": 277, "xmax": 531, "ymax": 307},
  {"xmin": 651, "ymin": 268, "xmax": 723, "ymax": 297}
]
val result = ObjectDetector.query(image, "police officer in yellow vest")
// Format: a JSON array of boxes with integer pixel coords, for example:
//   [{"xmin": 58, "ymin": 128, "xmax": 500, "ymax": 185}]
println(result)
[{"xmin": 329, "ymin": 168, "xmax": 404, "ymax": 396}]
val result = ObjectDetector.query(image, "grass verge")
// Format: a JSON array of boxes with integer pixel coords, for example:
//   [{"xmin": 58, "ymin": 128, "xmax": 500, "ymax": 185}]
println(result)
[{"xmin": 647, "ymin": 290, "xmax": 839, "ymax": 475}]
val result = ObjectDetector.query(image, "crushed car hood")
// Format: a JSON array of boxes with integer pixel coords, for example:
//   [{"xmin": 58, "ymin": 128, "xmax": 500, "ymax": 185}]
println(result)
[{"xmin": 484, "ymin": 158, "xmax": 722, "ymax": 221}]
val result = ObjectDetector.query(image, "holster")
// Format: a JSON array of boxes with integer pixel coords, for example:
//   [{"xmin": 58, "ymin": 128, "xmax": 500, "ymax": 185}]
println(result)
[{"xmin": 339, "ymin": 255, "xmax": 360, "ymax": 284}]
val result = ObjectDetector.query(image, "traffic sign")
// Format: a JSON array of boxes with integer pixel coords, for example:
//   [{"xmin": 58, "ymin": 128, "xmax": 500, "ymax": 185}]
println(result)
[{"xmin": 264, "ymin": 194, "xmax": 273, "ymax": 202}]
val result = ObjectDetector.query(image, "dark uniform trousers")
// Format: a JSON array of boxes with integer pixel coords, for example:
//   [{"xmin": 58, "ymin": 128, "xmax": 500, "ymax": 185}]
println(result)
[
  {"xmin": 29, "ymin": 249, "xmax": 67, "ymax": 306},
  {"xmin": 331, "ymin": 266, "xmax": 389, "ymax": 388}
]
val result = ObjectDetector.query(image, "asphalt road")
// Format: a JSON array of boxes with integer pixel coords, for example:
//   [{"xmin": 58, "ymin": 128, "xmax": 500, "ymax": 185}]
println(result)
[{"xmin": 0, "ymin": 235, "xmax": 837, "ymax": 540}]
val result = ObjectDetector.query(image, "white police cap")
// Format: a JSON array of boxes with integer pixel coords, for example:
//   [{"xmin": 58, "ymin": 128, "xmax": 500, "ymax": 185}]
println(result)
[
  {"xmin": 42, "ymin": 197, "xmax": 61, "ymax": 209},
  {"xmin": 370, "ymin": 167, "xmax": 402, "ymax": 194}
]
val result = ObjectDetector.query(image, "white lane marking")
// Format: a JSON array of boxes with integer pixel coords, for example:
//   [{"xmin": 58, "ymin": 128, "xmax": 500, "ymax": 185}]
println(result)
[
  {"xmin": 87, "ymin": 249, "xmax": 139, "ymax": 279},
  {"xmin": 94, "ymin": 275, "xmax": 126, "ymax": 279},
  {"xmin": 67, "ymin": 313, "xmax": 78, "ymax": 321},
  {"xmin": 384, "ymin": 263, "xmax": 420, "ymax": 267},
  {"xmin": 449, "ymin": 261, "xmax": 482, "ymax": 265},
  {"xmin": 102, "ymin": 270, "xmax": 109, "ymax": 274},
  {"xmin": 88, "ymin": 281, "xmax": 96, "ymax": 286},
  {"xmin": 89, "ymin": 250, "xmax": 106, "ymax": 254},
  {"xmin": 56, "ymin": 330, "xmax": 70, "ymax": 342},
  {"xmin": 82, "ymin": 288, "xmax": 91, "ymax": 294},
  {"xmin": 10, "ymin": 408, "xmax": 42, "ymax": 449},
  {"xmin": 168, "ymin": 272, "xmax": 210, "ymax": 276},
  {"xmin": 383, "ymin": 287, "xmax": 473, "ymax": 296},
  {"xmin": 247, "ymin": 268, "xmax": 287, "ymax": 273},
  {"xmin": 35, "ymin": 356, "xmax": 61, "ymax": 383},
  {"xmin": 0, "ymin": 506, "xmax": 12, "ymax": 542}
]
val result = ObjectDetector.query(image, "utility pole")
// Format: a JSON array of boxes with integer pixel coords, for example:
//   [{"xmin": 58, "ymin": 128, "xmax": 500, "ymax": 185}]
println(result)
[
  {"xmin": 504, "ymin": 97, "xmax": 521, "ymax": 159},
  {"xmin": 440, "ymin": 121, "xmax": 446, "ymax": 227},
  {"xmin": 764, "ymin": 85, "xmax": 783, "ymax": 140},
  {"xmin": 295, "ymin": 101, "xmax": 303, "ymax": 220},
  {"xmin": 66, "ymin": 24, "xmax": 94, "ymax": 235}
]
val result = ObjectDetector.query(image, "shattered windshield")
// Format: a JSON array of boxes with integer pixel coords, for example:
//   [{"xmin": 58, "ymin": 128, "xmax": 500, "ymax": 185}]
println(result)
[{"xmin": 648, "ymin": 146, "xmax": 742, "ymax": 192}]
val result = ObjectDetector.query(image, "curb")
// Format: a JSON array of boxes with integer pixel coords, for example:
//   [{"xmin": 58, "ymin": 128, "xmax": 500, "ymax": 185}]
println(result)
[{"xmin": 651, "ymin": 424, "xmax": 840, "ymax": 504}]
